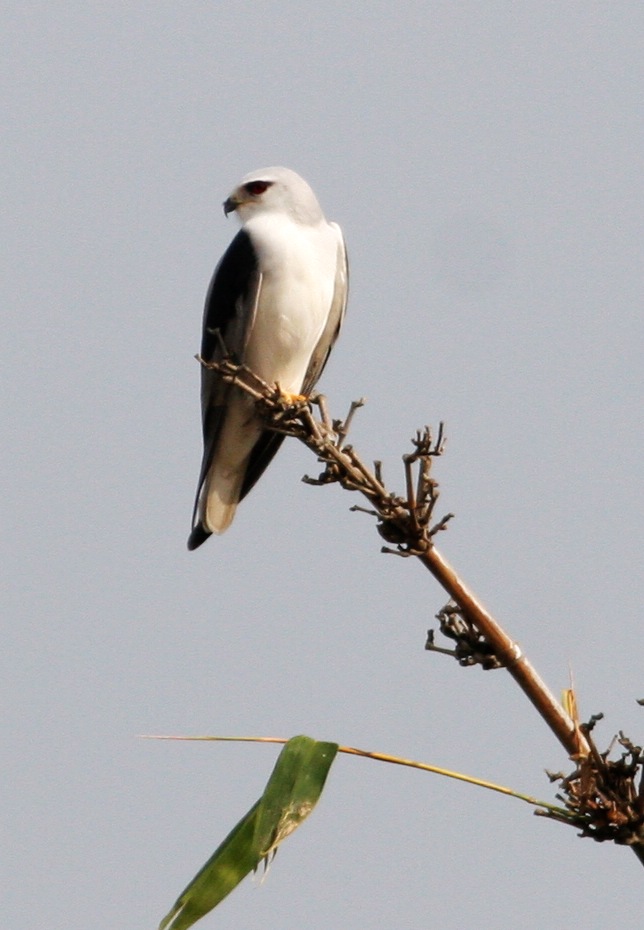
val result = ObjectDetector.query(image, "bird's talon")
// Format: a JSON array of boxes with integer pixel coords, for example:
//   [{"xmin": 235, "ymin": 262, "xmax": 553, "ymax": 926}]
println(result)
[{"xmin": 278, "ymin": 390, "xmax": 308, "ymax": 405}]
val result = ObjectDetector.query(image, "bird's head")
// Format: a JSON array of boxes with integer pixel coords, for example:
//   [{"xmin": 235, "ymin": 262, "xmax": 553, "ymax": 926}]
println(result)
[{"xmin": 223, "ymin": 167, "xmax": 324, "ymax": 226}]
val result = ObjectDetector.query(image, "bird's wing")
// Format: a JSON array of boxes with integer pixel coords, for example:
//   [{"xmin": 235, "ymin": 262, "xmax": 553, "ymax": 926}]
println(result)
[
  {"xmin": 238, "ymin": 430, "xmax": 286, "ymax": 501},
  {"xmin": 239, "ymin": 228, "xmax": 348, "ymax": 501},
  {"xmin": 189, "ymin": 229, "xmax": 261, "ymax": 536},
  {"xmin": 301, "ymin": 229, "xmax": 348, "ymax": 396}
]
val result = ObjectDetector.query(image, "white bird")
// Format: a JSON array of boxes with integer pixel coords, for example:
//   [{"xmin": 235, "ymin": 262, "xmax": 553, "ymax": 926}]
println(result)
[{"xmin": 188, "ymin": 167, "xmax": 348, "ymax": 549}]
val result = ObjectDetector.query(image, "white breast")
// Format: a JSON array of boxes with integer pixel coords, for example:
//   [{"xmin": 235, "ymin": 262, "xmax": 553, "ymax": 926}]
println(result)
[{"xmin": 242, "ymin": 213, "xmax": 341, "ymax": 394}]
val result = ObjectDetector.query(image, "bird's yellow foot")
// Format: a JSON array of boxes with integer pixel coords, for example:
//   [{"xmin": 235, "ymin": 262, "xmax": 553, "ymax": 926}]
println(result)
[{"xmin": 277, "ymin": 388, "xmax": 308, "ymax": 404}]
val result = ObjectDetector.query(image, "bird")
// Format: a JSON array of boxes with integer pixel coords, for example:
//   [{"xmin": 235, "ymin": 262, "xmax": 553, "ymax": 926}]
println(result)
[{"xmin": 187, "ymin": 166, "xmax": 348, "ymax": 550}]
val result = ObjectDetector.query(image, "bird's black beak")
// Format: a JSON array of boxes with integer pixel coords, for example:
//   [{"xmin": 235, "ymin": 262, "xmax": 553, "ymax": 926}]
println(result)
[{"xmin": 223, "ymin": 197, "xmax": 237, "ymax": 217}]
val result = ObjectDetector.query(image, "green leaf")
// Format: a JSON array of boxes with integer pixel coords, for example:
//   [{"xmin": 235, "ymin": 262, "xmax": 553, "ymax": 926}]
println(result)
[
  {"xmin": 158, "ymin": 800, "xmax": 261, "ymax": 930},
  {"xmin": 158, "ymin": 736, "xmax": 338, "ymax": 930},
  {"xmin": 254, "ymin": 735, "xmax": 338, "ymax": 859}
]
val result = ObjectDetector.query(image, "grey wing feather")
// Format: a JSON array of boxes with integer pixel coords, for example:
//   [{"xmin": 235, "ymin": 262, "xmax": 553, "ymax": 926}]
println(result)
[
  {"xmin": 301, "ymin": 234, "xmax": 349, "ymax": 396},
  {"xmin": 189, "ymin": 255, "xmax": 262, "ymax": 536}
]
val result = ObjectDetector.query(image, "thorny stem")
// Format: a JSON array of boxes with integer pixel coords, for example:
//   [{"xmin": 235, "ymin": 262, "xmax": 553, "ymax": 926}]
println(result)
[{"xmin": 196, "ymin": 355, "xmax": 644, "ymax": 861}]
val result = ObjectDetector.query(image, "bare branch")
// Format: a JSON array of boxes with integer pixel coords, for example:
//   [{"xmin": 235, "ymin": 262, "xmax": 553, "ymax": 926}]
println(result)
[{"xmin": 195, "ymin": 355, "xmax": 644, "ymax": 862}]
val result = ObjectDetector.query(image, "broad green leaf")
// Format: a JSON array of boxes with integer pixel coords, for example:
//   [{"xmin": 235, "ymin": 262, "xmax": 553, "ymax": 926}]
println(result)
[
  {"xmin": 254, "ymin": 735, "xmax": 338, "ymax": 859},
  {"xmin": 158, "ymin": 736, "xmax": 338, "ymax": 930}
]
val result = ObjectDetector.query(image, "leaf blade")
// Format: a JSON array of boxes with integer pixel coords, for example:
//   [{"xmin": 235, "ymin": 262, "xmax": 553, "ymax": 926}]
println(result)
[
  {"xmin": 158, "ymin": 800, "xmax": 261, "ymax": 930},
  {"xmin": 254, "ymin": 735, "xmax": 338, "ymax": 859},
  {"xmin": 158, "ymin": 736, "xmax": 338, "ymax": 930}
]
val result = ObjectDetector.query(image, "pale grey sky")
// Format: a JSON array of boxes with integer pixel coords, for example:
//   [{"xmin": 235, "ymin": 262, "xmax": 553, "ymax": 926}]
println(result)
[{"xmin": 3, "ymin": 3, "xmax": 644, "ymax": 928}]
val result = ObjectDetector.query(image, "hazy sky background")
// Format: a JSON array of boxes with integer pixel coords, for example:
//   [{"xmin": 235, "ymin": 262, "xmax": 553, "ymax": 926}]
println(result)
[{"xmin": 3, "ymin": 3, "xmax": 643, "ymax": 928}]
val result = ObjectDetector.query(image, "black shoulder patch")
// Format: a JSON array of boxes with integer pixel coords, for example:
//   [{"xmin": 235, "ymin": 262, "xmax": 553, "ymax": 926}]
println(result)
[{"xmin": 201, "ymin": 229, "xmax": 258, "ymax": 359}]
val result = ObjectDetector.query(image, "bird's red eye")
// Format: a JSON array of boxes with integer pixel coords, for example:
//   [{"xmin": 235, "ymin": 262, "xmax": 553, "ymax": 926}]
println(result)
[{"xmin": 244, "ymin": 180, "xmax": 271, "ymax": 196}]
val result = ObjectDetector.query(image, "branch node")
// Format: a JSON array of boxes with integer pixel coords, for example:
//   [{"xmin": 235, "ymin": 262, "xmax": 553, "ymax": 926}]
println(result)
[{"xmin": 427, "ymin": 601, "xmax": 504, "ymax": 670}]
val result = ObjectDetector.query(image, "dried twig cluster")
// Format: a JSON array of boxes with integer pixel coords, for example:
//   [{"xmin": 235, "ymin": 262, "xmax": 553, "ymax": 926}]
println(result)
[
  {"xmin": 198, "ymin": 355, "xmax": 452, "ymax": 554},
  {"xmin": 428, "ymin": 602, "xmax": 504, "ymax": 670},
  {"xmin": 543, "ymin": 723, "xmax": 644, "ymax": 846}
]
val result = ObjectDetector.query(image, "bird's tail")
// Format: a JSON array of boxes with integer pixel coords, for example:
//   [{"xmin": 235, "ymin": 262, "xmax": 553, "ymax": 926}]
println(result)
[
  {"xmin": 187, "ymin": 522, "xmax": 211, "ymax": 551},
  {"xmin": 187, "ymin": 465, "xmax": 244, "ymax": 549}
]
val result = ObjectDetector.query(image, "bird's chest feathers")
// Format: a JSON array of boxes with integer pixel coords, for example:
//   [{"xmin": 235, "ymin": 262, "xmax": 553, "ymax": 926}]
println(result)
[{"xmin": 243, "ymin": 218, "xmax": 335, "ymax": 384}]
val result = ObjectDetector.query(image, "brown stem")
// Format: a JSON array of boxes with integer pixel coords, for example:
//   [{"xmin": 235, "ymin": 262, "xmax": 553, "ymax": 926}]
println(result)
[
  {"xmin": 419, "ymin": 546, "xmax": 587, "ymax": 758},
  {"xmin": 196, "ymin": 356, "xmax": 644, "ymax": 864}
]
